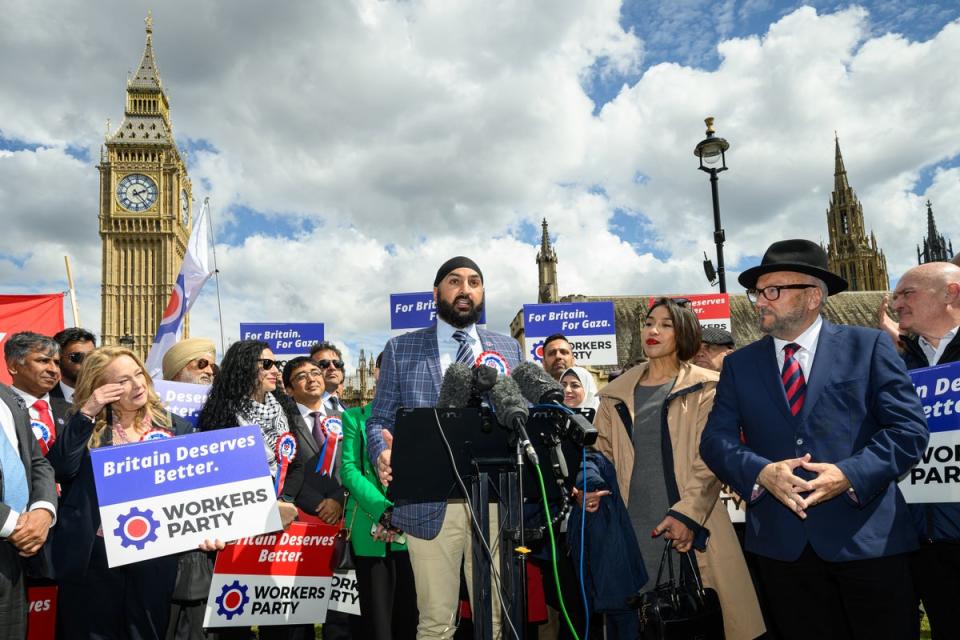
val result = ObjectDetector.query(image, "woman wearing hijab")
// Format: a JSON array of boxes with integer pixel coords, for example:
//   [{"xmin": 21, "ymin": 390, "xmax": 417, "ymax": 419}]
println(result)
[
  {"xmin": 559, "ymin": 366, "xmax": 600, "ymax": 410},
  {"xmin": 48, "ymin": 346, "xmax": 194, "ymax": 639},
  {"xmin": 588, "ymin": 298, "xmax": 765, "ymax": 639}
]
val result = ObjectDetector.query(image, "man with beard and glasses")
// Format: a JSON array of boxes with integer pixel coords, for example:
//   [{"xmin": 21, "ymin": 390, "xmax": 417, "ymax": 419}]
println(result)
[
  {"xmin": 309, "ymin": 341, "xmax": 347, "ymax": 414},
  {"xmin": 51, "ymin": 328, "xmax": 96, "ymax": 404},
  {"xmin": 367, "ymin": 256, "xmax": 522, "ymax": 640},
  {"xmin": 700, "ymin": 239, "xmax": 928, "ymax": 640}
]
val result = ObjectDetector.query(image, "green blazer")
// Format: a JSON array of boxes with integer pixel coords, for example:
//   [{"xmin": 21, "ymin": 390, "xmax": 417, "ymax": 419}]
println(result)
[{"xmin": 340, "ymin": 404, "xmax": 408, "ymax": 557}]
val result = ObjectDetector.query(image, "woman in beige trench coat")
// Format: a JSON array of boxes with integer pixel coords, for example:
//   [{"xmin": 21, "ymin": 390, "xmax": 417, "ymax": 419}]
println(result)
[{"xmin": 588, "ymin": 298, "xmax": 765, "ymax": 640}]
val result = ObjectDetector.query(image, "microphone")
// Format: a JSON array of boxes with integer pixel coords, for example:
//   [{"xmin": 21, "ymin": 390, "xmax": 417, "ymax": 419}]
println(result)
[
  {"xmin": 512, "ymin": 361, "xmax": 565, "ymax": 405},
  {"xmin": 437, "ymin": 363, "xmax": 475, "ymax": 409},
  {"xmin": 511, "ymin": 362, "xmax": 598, "ymax": 448},
  {"xmin": 472, "ymin": 364, "xmax": 499, "ymax": 394},
  {"xmin": 488, "ymin": 376, "xmax": 538, "ymax": 464}
]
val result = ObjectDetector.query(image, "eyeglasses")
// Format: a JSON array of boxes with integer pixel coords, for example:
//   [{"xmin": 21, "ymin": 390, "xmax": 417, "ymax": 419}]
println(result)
[
  {"xmin": 192, "ymin": 358, "xmax": 213, "ymax": 370},
  {"xmin": 746, "ymin": 284, "xmax": 817, "ymax": 303},
  {"xmin": 66, "ymin": 352, "xmax": 86, "ymax": 364},
  {"xmin": 315, "ymin": 359, "xmax": 344, "ymax": 370},
  {"xmin": 292, "ymin": 370, "xmax": 324, "ymax": 383},
  {"xmin": 258, "ymin": 359, "xmax": 280, "ymax": 371}
]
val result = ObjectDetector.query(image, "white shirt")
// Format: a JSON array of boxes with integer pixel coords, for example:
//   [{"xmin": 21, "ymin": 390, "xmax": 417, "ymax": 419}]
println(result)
[
  {"xmin": 773, "ymin": 315, "xmax": 823, "ymax": 381},
  {"xmin": 436, "ymin": 318, "xmax": 481, "ymax": 376},
  {"xmin": 0, "ymin": 396, "xmax": 57, "ymax": 537},
  {"xmin": 59, "ymin": 381, "xmax": 75, "ymax": 404},
  {"xmin": 297, "ymin": 402, "xmax": 325, "ymax": 424},
  {"xmin": 920, "ymin": 326, "xmax": 960, "ymax": 366},
  {"xmin": 11, "ymin": 387, "xmax": 50, "ymax": 427}
]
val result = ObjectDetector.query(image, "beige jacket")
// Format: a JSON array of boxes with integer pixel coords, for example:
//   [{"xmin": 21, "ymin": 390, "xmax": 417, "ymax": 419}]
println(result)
[{"xmin": 594, "ymin": 362, "xmax": 765, "ymax": 640}]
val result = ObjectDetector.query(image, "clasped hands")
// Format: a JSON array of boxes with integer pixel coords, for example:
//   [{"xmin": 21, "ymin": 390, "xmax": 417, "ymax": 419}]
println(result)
[
  {"xmin": 10, "ymin": 509, "xmax": 54, "ymax": 557},
  {"xmin": 758, "ymin": 453, "xmax": 851, "ymax": 519}
]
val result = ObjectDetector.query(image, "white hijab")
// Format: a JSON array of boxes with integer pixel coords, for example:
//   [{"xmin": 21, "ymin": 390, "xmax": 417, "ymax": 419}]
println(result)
[{"xmin": 561, "ymin": 366, "xmax": 600, "ymax": 410}]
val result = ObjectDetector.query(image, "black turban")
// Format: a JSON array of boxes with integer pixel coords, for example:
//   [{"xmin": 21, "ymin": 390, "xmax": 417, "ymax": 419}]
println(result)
[{"xmin": 434, "ymin": 256, "xmax": 483, "ymax": 287}]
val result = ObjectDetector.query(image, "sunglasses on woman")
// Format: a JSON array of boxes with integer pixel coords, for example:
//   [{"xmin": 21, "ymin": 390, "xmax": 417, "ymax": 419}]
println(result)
[{"xmin": 258, "ymin": 359, "xmax": 284, "ymax": 371}]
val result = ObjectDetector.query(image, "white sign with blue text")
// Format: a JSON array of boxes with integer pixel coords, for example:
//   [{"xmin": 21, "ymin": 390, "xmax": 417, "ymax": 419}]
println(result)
[
  {"xmin": 91, "ymin": 425, "xmax": 282, "ymax": 567},
  {"xmin": 154, "ymin": 379, "xmax": 209, "ymax": 428},
  {"xmin": 524, "ymin": 301, "xmax": 618, "ymax": 366},
  {"xmin": 900, "ymin": 361, "xmax": 960, "ymax": 503},
  {"xmin": 240, "ymin": 323, "xmax": 325, "ymax": 356}
]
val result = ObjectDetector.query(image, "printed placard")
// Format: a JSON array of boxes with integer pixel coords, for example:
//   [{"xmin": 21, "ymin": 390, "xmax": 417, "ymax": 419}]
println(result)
[
  {"xmin": 239, "ymin": 323, "xmax": 325, "ymax": 355},
  {"xmin": 647, "ymin": 293, "xmax": 731, "ymax": 332},
  {"xmin": 91, "ymin": 426, "xmax": 282, "ymax": 567},
  {"xmin": 390, "ymin": 291, "xmax": 486, "ymax": 335},
  {"xmin": 154, "ymin": 379, "xmax": 209, "ymax": 428},
  {"xmin": 27, "ymin": 585, "xmax": 57, "ymax": 640},
  {"xmin": 900, "ymin": 361, "xmax": 960, "ymax": 503},
  {"xmin": 719, "ymin": 485, "xmax": 746, "ymax": 524},
  {"xmin": 524, "ymin": 301, "xmax": 617, "ymax": 366},
  {"xmin": 203, "ymin": 522, "xmax": 337, "ymax": 627},
  {"xmin": 328, "ymin": 571, "xmax": 361, "ymax": 615}
]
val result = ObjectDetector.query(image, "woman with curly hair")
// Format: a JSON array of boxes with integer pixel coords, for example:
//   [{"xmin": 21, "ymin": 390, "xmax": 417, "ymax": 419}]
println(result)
[
  {"xmin": 47, "ymin": 346, "xmax": 193, "ymax": 639},
  {"xmin": 196, "ymin": 340, "xmax": 300, "ymax": 527}
]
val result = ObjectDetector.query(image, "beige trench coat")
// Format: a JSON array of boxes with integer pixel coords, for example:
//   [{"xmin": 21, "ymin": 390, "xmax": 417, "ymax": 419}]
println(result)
[{"xmin": 594, "ymin": 361, "xmax": 765, "ymax": 640}]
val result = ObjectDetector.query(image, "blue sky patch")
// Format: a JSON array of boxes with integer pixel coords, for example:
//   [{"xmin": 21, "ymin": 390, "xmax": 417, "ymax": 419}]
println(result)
[
  {"xmin": 217, "ymin": 204, "xmax": 318, "ymax": 246},
  {"xmin": 609, "ymin": 208, "xmax": 669, "ymax": 260},
  {"xmin": 912, "ymin": 154, "xmax": 960, "ymax": 195},
  {"xmin": 0, "ymin": 134, "xmax": 45, "ymax": 153}
]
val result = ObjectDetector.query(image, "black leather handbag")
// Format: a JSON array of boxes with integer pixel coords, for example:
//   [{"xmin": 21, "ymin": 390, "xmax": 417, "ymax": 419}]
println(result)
[
  {"xmin": 631, "ymin": 541, "xmax": 725, "ymax": 639},
  {"xmin": 330, "ymin": 499, "xmax": 358, "ymax": 573}
]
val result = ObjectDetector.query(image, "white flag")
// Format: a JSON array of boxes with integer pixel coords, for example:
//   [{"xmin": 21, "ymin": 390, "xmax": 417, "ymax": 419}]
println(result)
[{"xmin": 143, "ymin": 199, "xmax": 215, "ymax": 378}]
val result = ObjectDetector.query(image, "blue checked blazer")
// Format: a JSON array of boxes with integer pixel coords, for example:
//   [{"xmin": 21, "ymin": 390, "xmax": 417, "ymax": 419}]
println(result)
[
  {"xmin": 366, "ymin": 324, "xmax": 523, "ymax": 539},
  {"xmin": 700, "ymin": 319, "xmax": 929, "ymax": 562}
]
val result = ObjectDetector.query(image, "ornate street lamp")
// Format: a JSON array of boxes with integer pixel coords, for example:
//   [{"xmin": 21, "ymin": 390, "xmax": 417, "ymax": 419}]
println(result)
[
  {"xmin": 694, "ymin": 117, "xmax": 730, "ymax": 293},
  {"xmin": 119, "ymin": 333, "xmax": 135, "ymax": 350}
]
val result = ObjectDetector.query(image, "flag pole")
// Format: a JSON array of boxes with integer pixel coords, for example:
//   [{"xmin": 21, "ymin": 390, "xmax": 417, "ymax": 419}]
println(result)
[
  {"xmin": 204, "ymin": 197, "xmax": 227, "ymax": 356},
  {"xmin": 63, "ymin": 255, "xmax": 81, "ymax": 326}
]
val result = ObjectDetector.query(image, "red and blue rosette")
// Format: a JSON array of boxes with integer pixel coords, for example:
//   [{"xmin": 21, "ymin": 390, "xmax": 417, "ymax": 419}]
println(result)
[
  {"xmin": 274, "ymin": 431, "xmax": 298, "ymax": 495},
  {"xmin": 30, "ymin": 420, "xmax": 55, "ymax": 455},
  {"xmin": 140, "ymin": 428, "xmax": 174, "ymax": 441},
  {"xmin": 315, "ymin": 416, "xmax": 343, "ymax": 477},
  {"xmin": 475, "ymin": 350, "xmax": 510, "ymax": 377}
]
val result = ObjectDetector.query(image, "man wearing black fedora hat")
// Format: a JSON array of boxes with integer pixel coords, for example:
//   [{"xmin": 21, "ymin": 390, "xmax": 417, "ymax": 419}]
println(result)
[{"xmin": 700, "ymin": 239, "xmax": 929, "ymax": 639}]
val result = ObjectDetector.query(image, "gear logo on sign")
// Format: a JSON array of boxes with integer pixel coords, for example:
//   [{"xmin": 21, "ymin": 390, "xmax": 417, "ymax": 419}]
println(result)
[
  {"xmin": 215, "ymin": 580, "xmax": 250, "ymax": 620},
  {"xmin": 529, "ymin": 340, "xmax": 545, "ymax": 362},
  {"xmin": 114, "ymin": 507, "xmax": 161, "ymax": 550}
]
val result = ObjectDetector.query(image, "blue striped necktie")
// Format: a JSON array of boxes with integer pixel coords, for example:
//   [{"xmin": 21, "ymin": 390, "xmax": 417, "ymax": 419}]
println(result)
[
  {"xmin": 452, "ymin": 330, "xmax": 475, "ymax": 367},
  {"xmin": 782, "ymin": 343, "xmax": 806, "ymax": 416}
]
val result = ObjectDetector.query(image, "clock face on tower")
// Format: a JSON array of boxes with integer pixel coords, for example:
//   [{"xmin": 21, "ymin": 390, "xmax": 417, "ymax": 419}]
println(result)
[
  {"xmin": 180, "ymin": 189, "xmax": 189, "ymax": 227},
  {"xmin": 116, "ymin": 174, "xmax": 158, "ymax": 212}
]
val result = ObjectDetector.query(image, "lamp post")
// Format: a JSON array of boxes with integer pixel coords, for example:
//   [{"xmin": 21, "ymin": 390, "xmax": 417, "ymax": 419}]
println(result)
[
  {"xmin": 119, "ymin": 333, "xmax": 134, "ymax": 350},
  {"xmin": 694, "ymin": 116, "xmax": 730, "ymax": 293}
]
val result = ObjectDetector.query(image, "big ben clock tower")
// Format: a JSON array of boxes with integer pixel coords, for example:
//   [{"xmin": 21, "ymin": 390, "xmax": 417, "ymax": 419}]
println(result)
[{"xmin": 99, "ymin": 12, "xmax": 192, "ymax": 359}]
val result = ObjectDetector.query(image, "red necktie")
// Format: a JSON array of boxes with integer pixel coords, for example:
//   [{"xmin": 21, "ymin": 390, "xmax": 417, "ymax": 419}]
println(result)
[
  {"xmin": 32, "ymin": 398, "xmax": 57, "ymax": 452},
  {"xmin": 781, "ymin": 343, "xmax": 806, "ymax": 416}
]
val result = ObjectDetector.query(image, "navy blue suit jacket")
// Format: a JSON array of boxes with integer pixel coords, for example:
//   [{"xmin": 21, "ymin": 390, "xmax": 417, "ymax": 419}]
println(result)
[
  {"xmin": 366, "ymin": 325, "xmax": 523, "ymax": 539},
  {"xmin": 700, "ymin": 319, "xmax": 929, "ymax": 562}
]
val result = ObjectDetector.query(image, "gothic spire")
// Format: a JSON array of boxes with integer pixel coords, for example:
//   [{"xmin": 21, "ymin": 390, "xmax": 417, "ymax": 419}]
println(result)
[
  {"xmin": 918, "ymin": 200, "xmax": 954, "ymax": 264},
  {"xmin": 536, "ymin": 218, "xmax": 559, "ymax": 303},
  {"xmin": 540, "ymin": 218, "xmax": 552, "ymax": 254},
  {"xmin": 129, "ymin": 10, "xmax": 163, "ymax": 92},
  {"xmin": 834, "ymin": 132, "xmax": 850, "ymax": 193}
]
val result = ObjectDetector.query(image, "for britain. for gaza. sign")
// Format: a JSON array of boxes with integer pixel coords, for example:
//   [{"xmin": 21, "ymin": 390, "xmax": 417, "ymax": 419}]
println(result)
[
  {"xmin": 91, "ymin": 426, "xmax": 282, "ymax": 567},
  {"xmin": 900, "ymin": 360, "xmax": 960, "ymax": 503},
  {"xmin": 524, "ymin": 301, "xmax": 617, "ymax": 366},
  {"xmin": 240, "ymin": 323, "xmax": 325, "ymax": 355}
]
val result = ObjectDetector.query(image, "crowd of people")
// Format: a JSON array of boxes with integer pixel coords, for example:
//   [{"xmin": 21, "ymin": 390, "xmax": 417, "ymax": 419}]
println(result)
[{"xmin": 1, "ymin": 243, "xmax": 959, "ymax": 640}]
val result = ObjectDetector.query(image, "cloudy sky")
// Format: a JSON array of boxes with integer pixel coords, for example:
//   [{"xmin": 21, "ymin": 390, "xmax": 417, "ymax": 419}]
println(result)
[{"xmin": 2, "ymin": 0, "xmax": 959, "ymax": 372}]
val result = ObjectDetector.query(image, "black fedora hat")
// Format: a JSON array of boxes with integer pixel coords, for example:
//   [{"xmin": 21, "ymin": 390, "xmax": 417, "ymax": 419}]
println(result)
[{"xmin": 738, "ymin": 239, "xmax": 848, "ymax": 295}]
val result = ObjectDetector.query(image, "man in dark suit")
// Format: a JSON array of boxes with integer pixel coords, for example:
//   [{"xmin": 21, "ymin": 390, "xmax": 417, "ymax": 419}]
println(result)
[
  {"xmin": 50, "ymin": 328, "xmax": 96, "ymax": 405},
  {"xmin": 368, "ymin": 256, "xmax": 523, "ymax": 640},
  {"xmin": 700, "ymin": 239, "xmax": 929, "ymax": 640},
  {"xmin": 892, "ymin": 261, "xmax": 960, "ymax": 639},
  {"xmin": 4, "ymin": 332, "xmax": 69, "ymax": 454},
  {"xmin": 0, "ymin": 383, "xmax": 57, "ymax": 638},
  {"xmin": 282, "ymin": 355, "xmax": 351, "ymax": 640}
]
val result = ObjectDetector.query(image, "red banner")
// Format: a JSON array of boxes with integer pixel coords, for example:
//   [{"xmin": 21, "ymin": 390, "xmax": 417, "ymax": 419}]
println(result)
[
  {"xmin": 27, "ymin": 584, "xmax": 57, "ymax": 640},
  {"xmin": 0, "ymin": 294, "xmax": 65, "ymax": 384}
]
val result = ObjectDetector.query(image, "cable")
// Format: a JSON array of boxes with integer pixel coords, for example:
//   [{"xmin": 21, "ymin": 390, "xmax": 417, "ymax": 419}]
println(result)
[
  {"xmin": 432, "ymin": 410, "xmax": 520, "ymax": 640},
  {"xmin": 580, "ymin": 447, "xmax": 590, "ymax": 640},
  {"xmin": 532, "ymin": 460, "xmax": 580, "ymax": 640}
]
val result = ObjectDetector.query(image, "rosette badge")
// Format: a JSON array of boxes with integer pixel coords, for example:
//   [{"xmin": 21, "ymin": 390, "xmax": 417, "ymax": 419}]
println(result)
[
  {"xmin": 315, "ymin": 416, "xmax": 343, "ymax": 477},
  {"xmin": 274, "ymin": 432, "xmax": 298, "ymax": 495},
  {"xmin": 476, "ymin": 351, "xmax": 510, "ymax": 377}
]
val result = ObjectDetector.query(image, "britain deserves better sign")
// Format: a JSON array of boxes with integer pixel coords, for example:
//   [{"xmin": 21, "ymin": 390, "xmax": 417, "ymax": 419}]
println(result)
[
  {"xmin": 91, "ymin": 425, "xmax": 282, "ymax": 567},
  {"xmin": 203, "ymin": 522, "xmax": 338, "ymax": 627}
]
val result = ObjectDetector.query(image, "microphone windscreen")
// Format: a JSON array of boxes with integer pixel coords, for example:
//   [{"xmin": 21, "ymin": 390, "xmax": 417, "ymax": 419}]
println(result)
[
  {"xmin": 512, "ymin": 361, "xmax": 565, "ymax": 405},
  {"xmin": 488, "ymin": 376, "xmax": 529, "ymax": 428},
  {"xmin": 473, "ymin": 365, "xmax": 499, "ymax": 393},
  {"xmin": 437, "ymin": 363, "xmax": 474, "ymax": 408}
]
